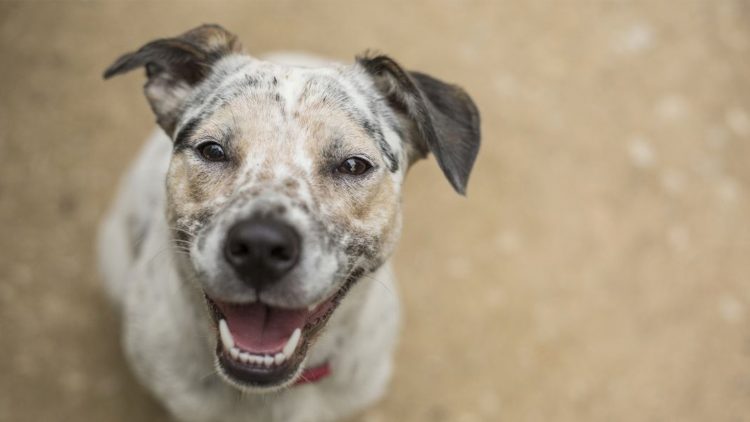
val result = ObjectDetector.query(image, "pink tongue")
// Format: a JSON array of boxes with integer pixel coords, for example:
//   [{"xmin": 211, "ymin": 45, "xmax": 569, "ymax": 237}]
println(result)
[{"xmin": 217, "ymin": 302, "xmax": 310, "ymax": 353}]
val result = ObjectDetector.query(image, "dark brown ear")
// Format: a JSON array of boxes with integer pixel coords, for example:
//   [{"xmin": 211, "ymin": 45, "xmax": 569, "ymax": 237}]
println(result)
[
  {"xmin": 103, "ymin": 24, "xmax": 242, "ymax": 135},
  {"xmin": 357, "ymin": 55, "xmax": 481, "ymax": 195}
]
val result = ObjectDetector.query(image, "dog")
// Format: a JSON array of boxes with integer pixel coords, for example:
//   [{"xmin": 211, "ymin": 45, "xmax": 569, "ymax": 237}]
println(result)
[{"xmin": 98, "ymin": 24, "xmax": 480, "ymax": 422}]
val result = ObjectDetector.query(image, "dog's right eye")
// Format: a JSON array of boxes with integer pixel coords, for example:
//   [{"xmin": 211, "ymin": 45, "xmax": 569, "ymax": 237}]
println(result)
[
  {"xmin": 336, "ymin": 157, "xmax": 373, "ymax": 176},
  {"xmin": 197, "ymin": 142, "xmax": 227, "ymax": 162}
]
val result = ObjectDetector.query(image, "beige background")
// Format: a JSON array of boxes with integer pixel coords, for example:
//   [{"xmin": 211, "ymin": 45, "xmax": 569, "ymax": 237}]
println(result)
[{"xmin": 2, "ymin": 1, "xmax": 750, "ymax": 421}]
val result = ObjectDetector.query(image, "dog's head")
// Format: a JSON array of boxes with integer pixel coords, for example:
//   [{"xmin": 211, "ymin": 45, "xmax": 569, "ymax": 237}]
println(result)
[{"xmin": 105, "ymin": 24, "xmax": 480, "ymax": 391}]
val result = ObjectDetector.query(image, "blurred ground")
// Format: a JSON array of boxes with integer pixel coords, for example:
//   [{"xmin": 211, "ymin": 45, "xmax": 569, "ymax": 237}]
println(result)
[{"xmin": 2, "ymin": 1, "xmax": 750, "ymax": 421}]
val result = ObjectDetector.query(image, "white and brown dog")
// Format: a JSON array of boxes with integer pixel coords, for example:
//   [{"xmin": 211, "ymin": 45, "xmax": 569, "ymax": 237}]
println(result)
[{"xmin": 98, "ymin": 24, "xmax": 480, "ymax": 422}]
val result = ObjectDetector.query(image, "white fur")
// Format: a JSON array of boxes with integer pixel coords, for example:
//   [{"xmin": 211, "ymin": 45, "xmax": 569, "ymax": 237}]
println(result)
[
  {"xmin": 98, "ymin": 52, "xmax": 402, "ymax": 422},
  {"xmin": 98, "ymin": 131, "xmax": 400, "ymax": 421}
]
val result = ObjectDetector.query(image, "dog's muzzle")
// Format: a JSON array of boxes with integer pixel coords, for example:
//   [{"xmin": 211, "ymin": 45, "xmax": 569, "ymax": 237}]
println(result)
[{"xmin": 205, "ymin": 215, "xmax": 357, "ymax": 389}]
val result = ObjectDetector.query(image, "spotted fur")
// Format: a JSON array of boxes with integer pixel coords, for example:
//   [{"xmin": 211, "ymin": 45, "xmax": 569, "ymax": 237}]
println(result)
[{"xmin": 99, "ymin": 24, "xmax": 480, "ymax": 422}]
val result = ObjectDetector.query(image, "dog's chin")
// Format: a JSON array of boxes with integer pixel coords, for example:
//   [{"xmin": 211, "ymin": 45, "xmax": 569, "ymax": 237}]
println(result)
[{"xmin": 205, "ymin": 274, "xmax": 360, "ymax": 391}]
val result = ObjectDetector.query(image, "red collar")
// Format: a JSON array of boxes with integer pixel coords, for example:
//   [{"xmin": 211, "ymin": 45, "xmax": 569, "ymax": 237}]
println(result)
[{"xmin": 293, "ymin": 362, "xmax": 331, "ymax": 386}]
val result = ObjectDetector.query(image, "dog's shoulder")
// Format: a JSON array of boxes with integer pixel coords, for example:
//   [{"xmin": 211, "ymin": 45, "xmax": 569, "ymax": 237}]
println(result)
[{"xmin": 97, "ymin": 129, "xmax": 172, "ymax": 305}]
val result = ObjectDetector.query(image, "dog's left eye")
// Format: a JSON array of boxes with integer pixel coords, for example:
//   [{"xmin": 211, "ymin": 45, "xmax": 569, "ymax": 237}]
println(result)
[
  {"xmin": 197, "ymin": 142, "xmax": 227, "ymax": 162},
  {"xmin": 337, "ymin": 157, "xmax": 372, "ymax": 176}
]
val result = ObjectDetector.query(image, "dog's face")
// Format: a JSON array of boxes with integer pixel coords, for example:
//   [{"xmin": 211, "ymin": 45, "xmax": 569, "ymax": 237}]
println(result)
[
  {"xmin": 169, "ymin": 58, "xmax": 407, "ymax": 309},
  {"xmin": 105, "ymin": 25, "xmax": 480, "ymax": 391}
]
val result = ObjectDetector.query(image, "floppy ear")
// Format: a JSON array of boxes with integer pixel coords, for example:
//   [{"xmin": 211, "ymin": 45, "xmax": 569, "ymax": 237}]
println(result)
[
  {"xmin": 103, "ymin": 24, "xmax": 242, "ymax": 136},
  {"xmin": 357, "ymin": 55, "xmax": 481, "ymax": 195}
]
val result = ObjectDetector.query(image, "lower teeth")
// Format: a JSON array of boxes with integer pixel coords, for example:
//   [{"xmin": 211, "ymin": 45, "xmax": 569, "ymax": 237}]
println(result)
[{"xmin": 218, "ymin": 320, "xmax": 302, "ymax": 368}]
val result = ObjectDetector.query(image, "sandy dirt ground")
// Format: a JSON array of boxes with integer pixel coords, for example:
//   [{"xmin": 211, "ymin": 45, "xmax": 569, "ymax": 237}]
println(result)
[{"xmin": 1, "ymin": 1, "xmax": 750, "ymax": 421}]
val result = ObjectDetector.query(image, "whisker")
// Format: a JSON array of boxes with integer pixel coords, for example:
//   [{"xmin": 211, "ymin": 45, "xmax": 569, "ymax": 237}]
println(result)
[
  {"xmin": 359, "ymin": 273, "xmax": 395, "ymax": 297},
  {"xmin": 144, "ymin": 246, "xmax": 176, "ymax": 269},
  {"xmin": 199, "ymin": 368, "xmax": 219, "ymax": 383}
]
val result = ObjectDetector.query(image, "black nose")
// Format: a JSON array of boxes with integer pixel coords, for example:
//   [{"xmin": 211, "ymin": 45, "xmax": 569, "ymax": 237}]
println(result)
[{"xmin": 224, "ymin": 218, "xmax": 300, "ymax": 288}]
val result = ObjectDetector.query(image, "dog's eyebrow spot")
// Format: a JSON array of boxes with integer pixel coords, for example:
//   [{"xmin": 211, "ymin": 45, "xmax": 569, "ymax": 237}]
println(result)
[
  {"xmin": 362, "ymin": 120, "xmax": 399, "ymax": 173},
  {"xmin": 174, "ymin": 117, "xmax": 202, "ymax": 148}
]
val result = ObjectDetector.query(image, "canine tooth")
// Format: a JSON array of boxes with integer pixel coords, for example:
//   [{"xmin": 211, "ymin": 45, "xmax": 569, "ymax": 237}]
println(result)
[
  {"xmin": 218, "ymin": 319, "xmax": 234, "ymax": 351},
  {"xmin": 263, "ymin": 355, "xmax": 274, "ymax": 366},
  {"xmin": 283, "ymin": 328, "xmax": 301, "ymax": 357},
  {"xmin": 274, "ymin": 353, "xmax": 286, "ymax": 365},
  {"xmin": 230, "ymin": 347, "xmax": 240, "ymax": 360}
]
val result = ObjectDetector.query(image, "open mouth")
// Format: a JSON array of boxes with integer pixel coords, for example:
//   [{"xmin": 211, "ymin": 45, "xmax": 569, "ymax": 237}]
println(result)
[{"xmin": 206, "ymin": 271, "xmax": 362, "ymax": 389}]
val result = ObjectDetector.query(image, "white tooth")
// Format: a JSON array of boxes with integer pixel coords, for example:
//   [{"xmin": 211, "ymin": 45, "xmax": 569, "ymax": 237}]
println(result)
[
  {"xmin": 274, "ymin": 353, "xmax": 286, "ymax": 365},
  {"xmin": 230, "ymin": 347, "xmax": 240, "ymax": 360},
  {"xmin": 239, "ymin": 352, "xmax": 250, "ymax": 364},
  {"xmin": 249, "ymin": 355, "xmax": 263, "ymax": 365},
  {"xmin": 218, "ymin": 319, "xmax": 234, "ymax": 351},
  {"xmin": 263, "ymin": 355, "xmax": 274, "ymax": 366},
  {"xmin": 307, "ymin": 304, "xmax": 316, "ymax": 312},
  {"xmin": 283, "ymin": 328, "xmax": 302, "ymax": 357}
]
